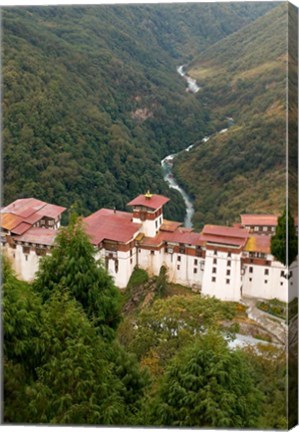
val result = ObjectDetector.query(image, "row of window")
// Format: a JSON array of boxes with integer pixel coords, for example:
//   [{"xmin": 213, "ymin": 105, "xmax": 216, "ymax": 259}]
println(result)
[
  {"xmin": 177, "ymin": 265, "xmax": 198, "ymax": 274},
  {"xmin": 248, "ymin": 268, "xmax": 285, "ymax": 278},
  {"xmin": 177, "ymin": 256, "xmax": 199, "ymax": 265},
  {"xmin": 213, "ymin": 251, "xmax": 232, "ymax": 257},
  {"xmin": 211, "ymin": 276, "xmax": 230, "ymax": 284},
  {"xmin": 251, "ymin": 226, "xmax": 275, "ymax": 232}
]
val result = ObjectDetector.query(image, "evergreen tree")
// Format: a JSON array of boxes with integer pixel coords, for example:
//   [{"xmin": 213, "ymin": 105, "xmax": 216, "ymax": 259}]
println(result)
[
  {"xmin": 3, "ymin": 256, "xmax": 44, "ymax": 422},
  {"xmin": 33, "ymin": 216, "xmax": 121, "ymax": 338},
  {"xmin": 3, "ymin": 257, "xmax": 147, "ymax": 424},
  {"xmin": 271, "ymin": 208, "xmax": 298, "ymax": 266},
  {"xmin": 146, "ymin": 332, "xmax": 262, "ymax": 428}
]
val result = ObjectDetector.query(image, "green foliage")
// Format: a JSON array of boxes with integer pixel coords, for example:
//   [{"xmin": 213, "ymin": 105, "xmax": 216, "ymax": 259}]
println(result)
[
  {"xmin": 33, "ymin": 217, "xmax": 121, "ymax": 338},
  {"xmin": 174, "ymin": 4, "xmax": 288, "ymax": 227},
  {"xmin": 156, "ymin": 265, "xmax": 167, "ymax": 297},
  {"xmin": 271, "ymin": 208, "xmax": 298, "ymax": 266},
  {"xmin": 3, "ymin": 258, "xmax": 147, "ymax": 424},
  {"xmin": 257, "ymin": 298, "xmax": 286, "ymax": 320},
  {"xmin": 117, "ymin": 295, "xmax": 237, "ymax": 374},
  {"xmin": 3, "ymin": 4, "xmax": 275, "ymax": 222},
  {"xmin": 243, "ymin": 344, "xmax": 287, "ymax": 429},
  {"xmin": 127, "ymin": 267, "xmax": 149, "ymax": 290},
  {"xmin": 146, "ymin": 331, "xmax": 262, "ymax": 428}
]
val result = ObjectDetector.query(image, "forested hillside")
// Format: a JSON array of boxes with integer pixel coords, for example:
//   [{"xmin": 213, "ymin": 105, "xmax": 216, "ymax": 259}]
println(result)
[
  {"xmin": 173, "ymin": 3, "xmax": 288, "ymax": 227},
  {"xmin": 3, "ymin": 3, "xmax": 275, "ymax": 221}
]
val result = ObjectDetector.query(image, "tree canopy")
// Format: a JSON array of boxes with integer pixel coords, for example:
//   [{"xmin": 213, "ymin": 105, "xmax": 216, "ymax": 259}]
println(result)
[
  {"xmin": 146, "ymin": 331, "xmax": 262, "ymax": 428},
  {"xmin": 3, "ymin": 256, "xmax": 147, "ymax": 425},
  {"xmin": 271, "ymin": 207, "xmax": 298, "ymax": 266},
  {"xmin": 33, "ymin": 216, "xmax": 121, "ymax": 338}
]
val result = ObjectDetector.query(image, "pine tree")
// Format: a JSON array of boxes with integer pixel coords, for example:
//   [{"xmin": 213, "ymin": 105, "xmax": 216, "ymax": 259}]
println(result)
[
  {"xmin": 3, "ymin": 257, "xmax": 147, "ymax": 425},
  {"xmin": 147, "ymin": 331, "xmax": 262, "ymax": 428},
  {"xmin": 271, "ymin": 208, "xmax": 298, "ymax": 266},
  {"xmin": 33, "ymin": 215, "xmax": 121, "ymax": 339}
]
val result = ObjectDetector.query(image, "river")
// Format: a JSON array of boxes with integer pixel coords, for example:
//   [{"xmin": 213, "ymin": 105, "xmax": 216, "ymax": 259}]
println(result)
[
  {"xmin": 161, "ymin": 65, "xmax": 233, "ymax": 228},
  {"xmin": 161, "ymin": 65, "xmax": 206, "ymax": 228}
]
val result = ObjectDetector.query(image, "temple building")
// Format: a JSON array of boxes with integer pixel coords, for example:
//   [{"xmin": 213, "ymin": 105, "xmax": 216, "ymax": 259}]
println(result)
[{"xmin": 1, "ymin": 193, "xmax": 297, "ymax": 303}]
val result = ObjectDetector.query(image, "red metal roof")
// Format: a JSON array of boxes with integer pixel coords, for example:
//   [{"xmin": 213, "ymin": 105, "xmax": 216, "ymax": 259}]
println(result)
[
  {"xmin": 241, "ymin": 214, "xmax": 278, "ymax": 226},
  {"xmin": 160, "ymin": 220, "xmax": 182, "ymax": 232},
  {"xmin": 160, "ymin": 230, "xmax": 204, "ymax": 247},
  {"xmin": 1, "ymin": 199, "xmax": 66, "ymax": 235},
  {"xmin": 16, "ymin": 227, "xmax": 58, "ymax": 246},
  {"xmin": 201, "ymin": 225, "xmax": 249, "ymax": 247},
  {"xmin": 84, "ymin": 209, "xmax": 141, "ymax": 245},
  {"xmin": 127, "ymin": 194, "xmax": 170, "ymax": 210},
  {"xmin": 11, "ymin": 222, "xmax": 32, "ymax": 235},
  {"xmin": 2, "ymin": 198, "xmax": 46, "ymax": 218},
  {"xmin": 38, "ymin": 204, "xmax": 66, "ymax": 219},
  {"xmin": 1, "ymin": 198, "xmax": 66, "ymax": 220}
]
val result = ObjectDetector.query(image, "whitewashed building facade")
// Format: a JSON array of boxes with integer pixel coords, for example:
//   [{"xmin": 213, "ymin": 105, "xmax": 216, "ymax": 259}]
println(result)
[{"xmin": 1, "ymin": 193, "xmax": 297, "ymax": 303}]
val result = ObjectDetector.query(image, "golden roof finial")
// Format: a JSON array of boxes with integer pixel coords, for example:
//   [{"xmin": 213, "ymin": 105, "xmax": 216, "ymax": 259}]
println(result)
[{"xmin": 145, "ymin": 190, "xmax": 153, "ymax": 199}]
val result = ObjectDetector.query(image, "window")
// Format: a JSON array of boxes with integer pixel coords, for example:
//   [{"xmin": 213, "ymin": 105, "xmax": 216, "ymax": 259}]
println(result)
[
  {"xmin": 130, "ymin": 258, "xmax": 133, "ymax": 264},
  {"xmin": 13, "ymin": 253, "xmax": 15, "ymax": 259},
  {"xmin": 139, "ymin": 249, "xmax": 141, "ymax": 253},
  {"xmin": 249, "ymin": 277, "xmax": 252, "ymax": 282},
  {"xmin": 179, "ymin": 247, "xmax": 185, "ymax": 254},
  {"xmin": 271, "ymin": 227, "xmax": 275, "ymax": 231},
  {"xmin": 226, "ymin": 279, "xmax": 230, "ymax": 284},
  {"xmin": 227, "ymin": 260, "xmax": 231, "ymax": 267},
  {"xmin": 226, "ymin": 269, "xmax": 230, "ymax": 276},
  {"xmin": 155, "ymin": 220, "xmax": 158, "ymax": 228},
  {"xmin": 194, "ymin": 259, "xmax": 198, "ymax": 265},
  {"xmin": 115, "ymin": 260, "xmax": 119, "ymax": 273},
  {"xmin": 280, "ymin": 282, "xmax": 283, "ymax": 286},
  {"xmin": 159, "ymin": 217, "xmax": 162, "ymax": 224},
  {"xmin": 25, "ymin": 255, "xmax": 28, "ymax": 261},
  {"xmin": 151, "ymin": 250, "xmax": 155, "ymax": 255},
  {"xmin": 212, "ymin": 267, "xmax": 216, "ymax": 273},
  {"xmin": 264, "ymin": 280, "xmax": 268, "ymax": 284},
  {"xmin": 280, "ymin": 270, "xmax": 284, "ymax": 277},
  {"xmin": 177, "ymin": 265, "xmax": 180, "ymax": 270},
  {"xmin": 178, "ymin": 255, "xmax": 181, "ymax": 262},
  {"xmin": 249, "ymin": 266, "xmax": 253, "ymax": 273},
  {"xmin": 214, "ymin": 250, "xmax": 217, "ymax": 255},
  {"xmin": 254, "ymin": 226, "xmax": 259, "ymax": 231},
  {"xmin": 212, "ymin": 277, "xmax": 216, "ymax": 282},
  {"xmin": 263, "ymin": 226, "xmax": 268, "ymax": 231},
  {"xmin": 228, "ymin": 252, "xmax": 231, "ymax": 257},
  {"xmin": 193, "ymin": 268, "xmax": 197, "ymax": 274},
  {"xmin": 264, "ymin": 269, "xmax": 269, "ymax": 275},
  {"xmin": 130, "ymin": 249, "xmax": 133, "ymax": 257},
  {"xmin": 213, "ymin": 258, "xmax": 217, "ymax": 264}
]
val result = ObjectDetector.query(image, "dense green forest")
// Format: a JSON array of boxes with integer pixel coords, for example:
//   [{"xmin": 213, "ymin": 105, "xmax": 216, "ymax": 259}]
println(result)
[
  {"xmin": 3, "ymin": 3, "xmax": 276, "ymax": 222},
  {"xmin": 3, "ymin": 220, "xmax": 288, "ymax": 427},
  {"xmin": 173, "ymin": 3, "xmax": 289, "ymax": 227}
]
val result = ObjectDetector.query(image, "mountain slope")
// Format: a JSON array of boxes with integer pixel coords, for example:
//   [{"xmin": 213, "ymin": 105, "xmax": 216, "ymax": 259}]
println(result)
[
  {"xmin": 3, "ymin": 3, "xmax": 276, "ymax": 221},
  {"xmin": 173, "ymin": 3, "xmax": 288, "ymax": 227}
]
